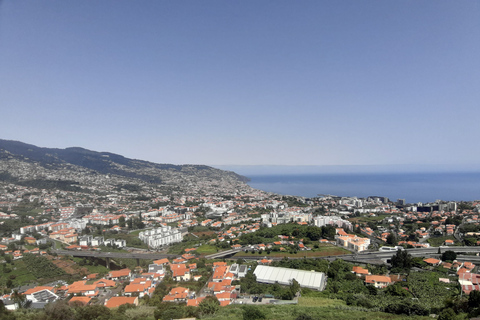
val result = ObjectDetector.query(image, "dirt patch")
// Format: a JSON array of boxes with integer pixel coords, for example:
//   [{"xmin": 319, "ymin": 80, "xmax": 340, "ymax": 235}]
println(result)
[
  {"xmin": 192, "ymin": 231, "xmax": 215, "ymax": 237},
  {"xmin": 47, "ymin": 256, "xmax": 89, "ymax": 276}
]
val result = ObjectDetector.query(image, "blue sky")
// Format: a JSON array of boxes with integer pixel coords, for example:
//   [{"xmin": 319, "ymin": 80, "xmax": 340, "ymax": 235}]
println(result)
[{"xmin": 1, "ymin": 1, "xmax": 479, "ymax": 167}]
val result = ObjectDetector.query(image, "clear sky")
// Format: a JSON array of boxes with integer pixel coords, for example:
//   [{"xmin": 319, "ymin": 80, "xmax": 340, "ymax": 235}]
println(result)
[{"xmin": 1, "ymin": 1, "xmax": 479, "ymax": 167}]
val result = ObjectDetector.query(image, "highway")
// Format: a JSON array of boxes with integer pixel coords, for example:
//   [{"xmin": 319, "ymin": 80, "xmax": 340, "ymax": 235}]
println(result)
[
  {"xmin": 204, "ymin": 248, "xmax": 244, "ymax": 259},
  {"xmin": 53, "ymin": 246, "xmax": 480, "ymax": 264},
  {"xmin": 234, "ymin": 246, "xmax": 480, "ymax": 263}
]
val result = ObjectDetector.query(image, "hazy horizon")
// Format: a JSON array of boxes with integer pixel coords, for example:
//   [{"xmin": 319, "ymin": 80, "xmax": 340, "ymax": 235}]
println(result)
[{"xmin": 214, "ymin": 164, "xmax": 480, "ymax": 176}]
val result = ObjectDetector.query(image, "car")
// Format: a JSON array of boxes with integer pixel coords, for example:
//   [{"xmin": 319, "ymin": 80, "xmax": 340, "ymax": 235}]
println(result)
[{"xmin": 258, "ymin": 297, "xmax": 263, "ymax": 302}]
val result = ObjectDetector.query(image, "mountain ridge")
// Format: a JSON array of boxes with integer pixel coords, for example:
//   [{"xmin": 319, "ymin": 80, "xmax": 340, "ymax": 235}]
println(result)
[{"xmin": 0, "ymin": 139, "xmax": 250, "ymax": 195}]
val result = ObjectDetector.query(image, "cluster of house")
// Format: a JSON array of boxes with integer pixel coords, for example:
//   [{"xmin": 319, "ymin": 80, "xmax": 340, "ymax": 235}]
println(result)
[
  {"xmin": 213, "ymin": 223, "xmax": 261, "ymax": 243},
  {"xmin": 163, "ymin": 261, "xmax": 248, "ymax": 307},
  {"xmin": 81, "ymin": 212, "xmax": 124, "ymax": 226},
  {"xmin": 0, "ymin": 211, "xmax": 18, "ymax": 219},
  {"xmin": 0, "ymin": 265, "xmax": 161, "ymax": 310},
  {"xmin": 351, "ymin": 257, "xmax": 478, "ymax": 294},
  {"xmin": 0, "ymin": 253, "xmax": 253, "ymax": 311},
  {"xmin": 0, "ymin": 246, "xmax": 48, "ymax": 260}
]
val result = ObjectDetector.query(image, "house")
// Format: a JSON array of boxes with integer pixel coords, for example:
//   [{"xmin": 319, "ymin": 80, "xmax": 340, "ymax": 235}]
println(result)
[
  {"xmin": 171, "ymin": 264, "xmax": 191, "ymax": 281},
  {"xmin": 424, "ymin": 258, "xmax": 441, "ymax": 266},
  {"xmin": 24, "ymin": 287, "xmax": 58, "ymax": 305},
  {"xmin": 124, "ymin": 284, "xmax": 149, "ymax": 298},
  {"xmin": 352, "ymin": 266, "xmax": 369, "ymax": 276},
  {"xmin": 67, "ymin": 281, "xmax": 99, "ymax": 296},
  {"xmin": 215, "ymin": 292, "xmax": 232, "ymax": 306},
  {"xmin": 108, "ymin": 268, "xmax": 131, "ymax": 280},
  {"xmin": 69, "ymin": 296, "xmax": 92, "ymax": 306},
  {"xmin": 105, "ymin": 296, "xmax": 139, "ymax": 308},
  {"xmin": 93, "ymin": 279, "xmax": 116, "ymax": 288},
  {"xmin": 212, "ymin": 266, "xmax": 228, "ymax": 282},
  {"xmin": 24, "ymin": 237, "xmax": 36, "ymax": 245},
  {"xmin": 365, "ymin": 275, "xmax": 392, "ymax": 288},
  {"xmin": 148, "ymin": 263, "xmax": 165, "ymax": 274},
  {"xmin": 238, "ymin": 265, "xmax": 248, "ymax": 278},
  {"xmin": 186, "ymin": 297, "xmax": 205, "ymax": 307},
  {"xmin": 162, "ymin": 287, "xmax": 189, "ymax": 302},
  {"xmin": 153, "ymin": 258, "xmax": 170, "ymax": 266}
]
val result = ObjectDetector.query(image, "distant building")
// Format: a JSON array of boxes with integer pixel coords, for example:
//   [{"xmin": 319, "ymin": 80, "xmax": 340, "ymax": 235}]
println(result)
[
  {"xmin": 138, "ymin": 226, "xmax": 182, "ymax": 248},
  {"xmin": 254, "ymin": 265, "xmax": 326, "ymax": 291},
  {"xmin": 336, "ymin": 233, "xmax": 370, "ymax": 252}
]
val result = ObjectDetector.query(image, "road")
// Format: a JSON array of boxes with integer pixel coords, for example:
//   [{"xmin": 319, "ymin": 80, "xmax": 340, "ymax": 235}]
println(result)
[
  {"xmin": 234, "ymin": 246, "xmax": 480, "ymax": 263},
  {"xmin": 52, "ymin": 246, "xmax": 480, "ymax": 264}
]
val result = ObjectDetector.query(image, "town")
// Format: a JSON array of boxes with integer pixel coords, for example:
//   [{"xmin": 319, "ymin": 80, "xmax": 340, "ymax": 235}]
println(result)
[{"xmin": 1, "ymin": 175, "xmax": 480, "ymax": 320}]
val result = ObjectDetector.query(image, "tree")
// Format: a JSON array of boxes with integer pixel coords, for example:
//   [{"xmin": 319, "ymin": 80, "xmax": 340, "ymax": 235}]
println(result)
[
  {"xmin": 295, "ymin": 314, "xmax": 313, "ymax": 320},
  {"xmin": 390, "ymin": 249, "xmax": 413, "ymax": 271},
  {"xmin": 242, "ymin": 305, "xmax": 266, "ymax": 320},
  {"xmin": 468, "ymin": 290, "xmax": 480, "ymax": 310},
  {"xmin": 44, "ymin": 300, "xmax": 75, "ymax": 320},
  {"xmin": 119, "ymin": 216, "xmax": 126, "ymax": 228},
  {"xmin": 199, "ymin": 295, "xmax": 220, "ymax": 316},
  {"xmin": 385, "ymin": 283, "xmax": 411, "ymax": 297},
  {"xmin": 442, "ymin": 250, "xmax": 457, "ymax": 262},
  {"xmin": 289, "ymin": 278, "xmax": 301, "ymax": 297},
  {"xmin": 11, "ymin": 290, "xmax": 31, "ymax": 309},
  {"xmin": 386, "ymin": 233, "xmax": 397, "ymax": 246},
  {"xmin": 153, "ymin": 303, "xmax": 185, "ymax": 320},
  {"xmin": 438, "ymin": 308, "xmax": 456, "ymax": 320},
  {"xmin": 73, "ymin": 304, "xmax": 111, "ymax": 320}
]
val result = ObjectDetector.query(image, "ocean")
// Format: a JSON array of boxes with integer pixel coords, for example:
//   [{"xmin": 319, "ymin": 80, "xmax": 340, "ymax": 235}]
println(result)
[{"xmin": 245, "ymin": 172, "xmax": 480, "ymax": 204}]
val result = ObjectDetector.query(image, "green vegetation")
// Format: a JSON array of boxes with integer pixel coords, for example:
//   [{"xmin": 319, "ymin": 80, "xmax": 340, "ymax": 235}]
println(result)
[
  {"xmin": 427, "ymin": 236, "xmax": 457, "ymax": 247},
  {"xmin": 238, "ymin": 224, "xmax": 336, "ymax": 246},
  {"xmin": 72, "ymin": 257, "xmax": 109, "ymax": 275},
  {"xmin": 235, "ymin": 243, "xmax": 350, "ymax": 258},
  {"xmin": 196, "ymin": 244, "xmax": 218, "ymax": 255},
  {"xmin": 348, "ymin": 213, "xmax": 390, "ymax": 224},
  {"xmin": 22, "ymin": 254, "xmax": 66, "ymax": 281},
  {"xmin": 441, "ymin": 250, "xmax": 457, "ymax": 262},
  {"xmin": 0, "ymin": 259, "xmax": 37, "ymax": 289}
]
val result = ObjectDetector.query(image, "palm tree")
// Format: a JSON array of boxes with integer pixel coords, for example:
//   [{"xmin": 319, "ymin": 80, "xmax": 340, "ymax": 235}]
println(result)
[{"xmin": 11, "ymin": 290, "xmax": 31, "ymax": 309}]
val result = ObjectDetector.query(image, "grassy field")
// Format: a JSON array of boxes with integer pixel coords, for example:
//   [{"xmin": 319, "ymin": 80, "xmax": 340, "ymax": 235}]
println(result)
[
  {"xmin": 0, "ymin": 260, "xmax": 37, "ymax": 287},
  {"xmin": 71, "ymin": 257, "xmax": 110, "ymax": 275},
  {"xmin": 427, "ymin": 235, "xmax": 458, "ymax": 247},
  {"xmin": 348, "ymin": 214, "xmax": 390, "ymax": 224},
  {"xmin": 129, "ymin": 229, "xmax": 143, "ymax": 236},
  {"xmin": 121, "ymin": 296, "xmax": 431, "ymax": 320},
  {"xmin": 196, "ymin": 244, "xmax": 218, "ymax": 255},
  {"xmin": 202, "ymin": 297, "xmax": 430, "ymax": 320}
]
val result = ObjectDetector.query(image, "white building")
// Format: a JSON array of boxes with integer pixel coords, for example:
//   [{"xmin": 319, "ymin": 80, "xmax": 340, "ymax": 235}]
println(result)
[
  {"xmin": 313, "ymin": 216, "xmax": 352, "ymax": 230},
  {"xmin": 138, "ymin": 226, "xmax": 182, "ymax": 249}
]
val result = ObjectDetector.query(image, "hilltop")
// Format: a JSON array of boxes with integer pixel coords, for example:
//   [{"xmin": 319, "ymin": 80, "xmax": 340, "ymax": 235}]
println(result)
[{"xmin": 0, "ymin": 139, "xmax": 250, "ymax": 195}]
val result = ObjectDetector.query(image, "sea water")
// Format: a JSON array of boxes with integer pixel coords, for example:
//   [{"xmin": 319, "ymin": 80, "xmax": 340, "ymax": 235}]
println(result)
[{"xmin": 246, "ymin": 172, "xmax": 480, "ymax": 204}]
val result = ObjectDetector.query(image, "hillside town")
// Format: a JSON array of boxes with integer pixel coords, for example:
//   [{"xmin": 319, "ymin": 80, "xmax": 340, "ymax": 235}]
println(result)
[
  {"xmin": 1, "ymin": 142, "xmax": 480, "ymax": 319},
  {"xmin": 1, "ymin": 173, "xmax": 480, "ymax": 320}
]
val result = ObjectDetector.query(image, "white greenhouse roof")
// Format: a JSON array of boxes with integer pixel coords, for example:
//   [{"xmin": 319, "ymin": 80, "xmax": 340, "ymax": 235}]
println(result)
[{"xmin": 253, "ymin": 265, "xmax": 326, "ymax": 291}]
